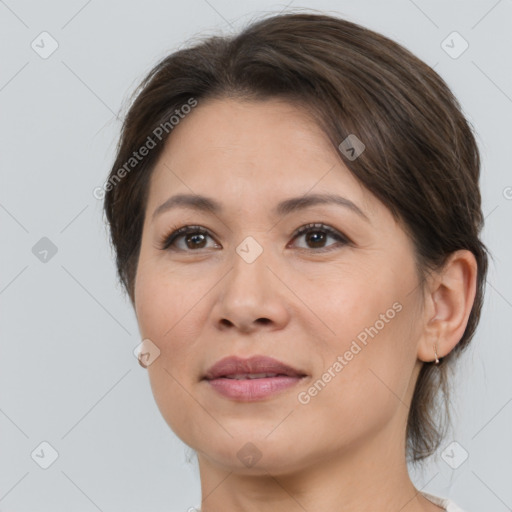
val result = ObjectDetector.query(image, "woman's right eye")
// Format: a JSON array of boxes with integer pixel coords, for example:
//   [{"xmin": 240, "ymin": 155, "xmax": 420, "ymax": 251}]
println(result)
[{"xmin": 159, "ymin": 225, "xmax": 218, "ymax": 251}]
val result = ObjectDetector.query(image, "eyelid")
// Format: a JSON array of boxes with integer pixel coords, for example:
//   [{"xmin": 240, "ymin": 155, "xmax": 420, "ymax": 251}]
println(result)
[{"xmin": 290, "ymin": 222, "xmax": 346, "ymax": 241}]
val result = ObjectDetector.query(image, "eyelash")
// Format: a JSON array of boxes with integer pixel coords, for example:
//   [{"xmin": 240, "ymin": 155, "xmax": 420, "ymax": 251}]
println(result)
[{"xmin": 158, "ymin": 223, "xmax": 350, "ymax": 253}]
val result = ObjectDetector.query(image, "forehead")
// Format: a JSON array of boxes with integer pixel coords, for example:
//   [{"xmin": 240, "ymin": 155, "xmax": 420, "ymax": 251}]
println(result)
[
  {"xmin": 161, "ymin": 97, "xmax": 332, "ymax": 165},
  {"xmin": 146, "ymin": 97, "xmax": 378, "ymax": 220}
]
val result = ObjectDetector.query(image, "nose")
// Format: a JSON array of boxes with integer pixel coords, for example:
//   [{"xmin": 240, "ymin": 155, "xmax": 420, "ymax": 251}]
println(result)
[{"xmin": 212, "ymin": 243, "xmax": 291, "ymax": 334}]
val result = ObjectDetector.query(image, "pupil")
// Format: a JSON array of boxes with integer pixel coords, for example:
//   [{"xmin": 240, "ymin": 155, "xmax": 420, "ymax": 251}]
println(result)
[
  {"xmin": 187, "ymin": 233, "xmax": 206, "ymax": 249},
  {"xmin": 307, "ymin": 231, "xmax": 325, "ymax": 248}
]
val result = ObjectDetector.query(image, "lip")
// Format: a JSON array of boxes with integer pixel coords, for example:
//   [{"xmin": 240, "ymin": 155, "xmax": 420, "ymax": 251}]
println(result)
[
  {"xmin": 204, "ymin": 355, "xmax": 306, "ymax": 380},
  {"xmin": 203, "ymin": 355, "xmax": 307, "ymax": 402}
]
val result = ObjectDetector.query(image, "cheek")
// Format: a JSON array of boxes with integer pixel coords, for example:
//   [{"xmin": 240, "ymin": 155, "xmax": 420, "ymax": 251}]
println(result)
[
  {"xmin": 135, "ymin": 268, "xmax": 202, "ymax": 439},
  {"xmin": 134, "ymin": 263, "xmax": 186, "ymax": 341},
  {"xmin": 304, "ymin": 272, "xmax": 416, "ymax": 406},
  {"xmin": 134, "ymin": 265, "xmax": 207, "ymax": 384},
  {"xmin": 305, "ymin": 270, "xmax": 395, "ymax": 348}
]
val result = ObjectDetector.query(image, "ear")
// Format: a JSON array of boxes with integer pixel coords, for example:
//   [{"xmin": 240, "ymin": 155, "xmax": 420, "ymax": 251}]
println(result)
[{"xmin": 417, "ymin": 250, "xmax": 478, "ymax": 363}]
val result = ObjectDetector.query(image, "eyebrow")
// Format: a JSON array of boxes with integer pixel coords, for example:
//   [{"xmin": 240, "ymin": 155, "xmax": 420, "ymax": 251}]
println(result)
[{"xmin": 152, "ymin": 192, "xmax": 370, "ymax": 223}]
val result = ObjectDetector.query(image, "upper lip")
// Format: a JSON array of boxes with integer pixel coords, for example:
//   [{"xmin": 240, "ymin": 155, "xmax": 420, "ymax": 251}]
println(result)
[{"xmin": 203, "ymin": 355, "xmax": 307, "ymax": 380}]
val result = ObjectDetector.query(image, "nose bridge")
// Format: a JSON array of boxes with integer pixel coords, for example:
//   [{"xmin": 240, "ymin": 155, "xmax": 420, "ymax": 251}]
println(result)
[{"xmin": 228, "ymin": 233, "xmax": 271, "ymax": 299}]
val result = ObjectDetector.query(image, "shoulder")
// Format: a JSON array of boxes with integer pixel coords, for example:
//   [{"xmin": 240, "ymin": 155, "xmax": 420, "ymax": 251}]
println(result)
[{"xmin": 421, "ymin": 491, "xmax": 469, "ymax": 512}]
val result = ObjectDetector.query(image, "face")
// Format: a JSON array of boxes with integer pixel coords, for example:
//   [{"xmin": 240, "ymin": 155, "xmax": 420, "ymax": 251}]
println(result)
[{"xmin": 134, "ymin": 97, "xmax": 425, "ymax": 475}]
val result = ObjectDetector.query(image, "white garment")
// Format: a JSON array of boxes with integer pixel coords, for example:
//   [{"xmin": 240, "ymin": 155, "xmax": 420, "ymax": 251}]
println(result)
[
  {"xmin": 422, "ymin": 491, "xmax": 468, "ymax": 511},
  {"xmin": 193, "ymin": 492, "xmax": 468, "ymax": 512}
]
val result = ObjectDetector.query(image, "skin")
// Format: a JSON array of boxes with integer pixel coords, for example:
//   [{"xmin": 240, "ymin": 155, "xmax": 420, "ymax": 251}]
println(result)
[{"xmin": 133, "ymin": 97, "xmax": 477, "ymax": 512}]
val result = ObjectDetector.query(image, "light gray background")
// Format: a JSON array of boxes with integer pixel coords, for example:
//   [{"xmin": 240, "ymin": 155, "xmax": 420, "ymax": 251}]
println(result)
[{"xmin": 1, "ymin": 1, "xmax": 511, "ymax": 511}]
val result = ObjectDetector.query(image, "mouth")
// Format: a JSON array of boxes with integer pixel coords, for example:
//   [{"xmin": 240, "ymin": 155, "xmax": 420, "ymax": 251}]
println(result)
[
  {"xmin": 203, "ymin": 355, "xmax": 308, "ymax": 402},
  {"xmin": 203, "ymin": 354, "xmax": 307, "ymax": 380},
  {"xmin": 220, "ymin": 372, "xmax": 294, "ymax": 379}
]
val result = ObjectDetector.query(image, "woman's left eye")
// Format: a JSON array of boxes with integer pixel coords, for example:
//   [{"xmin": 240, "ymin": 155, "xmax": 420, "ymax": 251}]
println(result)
[
  {"xmin": 289, "ymin": 223, "xmax": 349, "ymax": 252},
  {"xmin": 158, "ymin": 223, "xmax": 349, "ymax": 252}
]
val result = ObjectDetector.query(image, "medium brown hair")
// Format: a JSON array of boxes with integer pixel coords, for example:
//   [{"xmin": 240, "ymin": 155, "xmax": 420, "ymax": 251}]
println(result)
[{"xmin": 103, "ymin": 11, "xmax": 490, "ymax": 464}]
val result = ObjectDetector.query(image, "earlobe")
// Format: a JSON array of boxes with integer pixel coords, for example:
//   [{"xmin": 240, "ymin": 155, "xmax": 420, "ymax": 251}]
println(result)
[{"xmin": 417, "ymin": 249, "xmax": 478, "ymax": 363}]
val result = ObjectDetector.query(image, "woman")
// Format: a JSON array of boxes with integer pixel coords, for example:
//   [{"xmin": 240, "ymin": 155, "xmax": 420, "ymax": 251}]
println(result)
[{"xmin": 103, "ymin": 11, "xmax": 489, "ymax": 512}]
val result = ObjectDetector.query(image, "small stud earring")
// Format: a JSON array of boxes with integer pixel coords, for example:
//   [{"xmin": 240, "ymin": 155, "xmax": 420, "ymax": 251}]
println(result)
[
  {"xmin": 433, "ymin": 342, "xmax": 440, "ymax": 364},
  {"xmin": 138, "ymin": 352, "xmax": 148, "ymax": 368}
]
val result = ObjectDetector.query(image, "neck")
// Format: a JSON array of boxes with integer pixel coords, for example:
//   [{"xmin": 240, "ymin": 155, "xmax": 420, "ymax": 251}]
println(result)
[{"xmin": 195, "ymin": 418, "xmax": 437, "ymax": 512}]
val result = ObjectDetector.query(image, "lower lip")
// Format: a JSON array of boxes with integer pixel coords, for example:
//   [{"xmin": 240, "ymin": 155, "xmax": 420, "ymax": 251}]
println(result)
[{"xmin": 205, "ymin": 376, "xmax": 304, "ymax": 401}]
